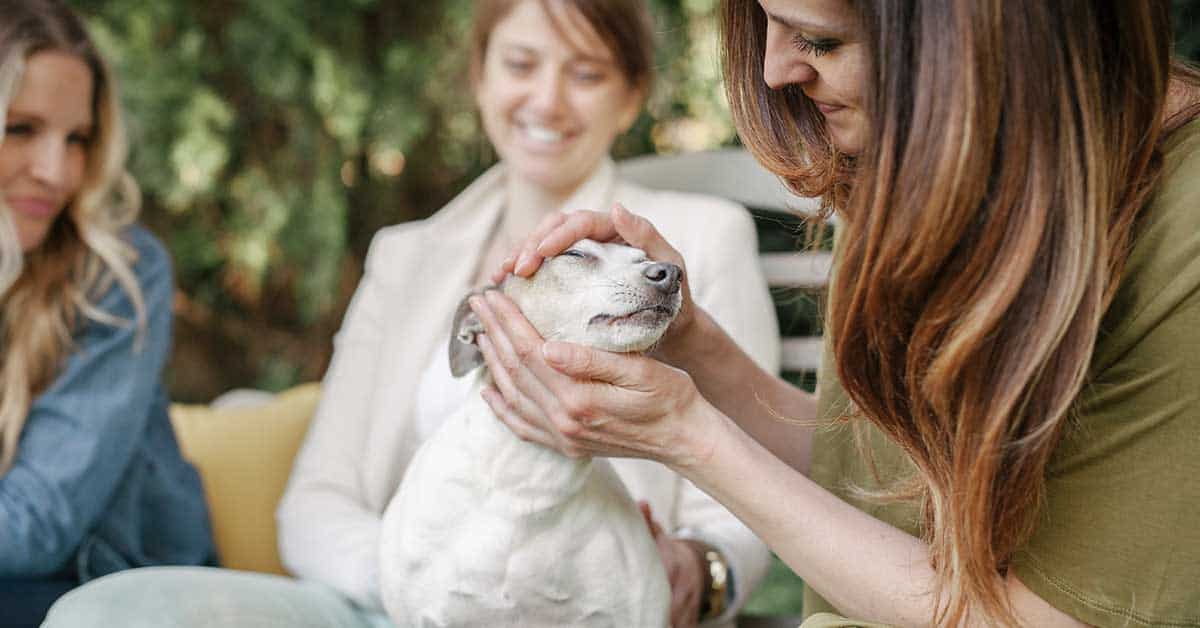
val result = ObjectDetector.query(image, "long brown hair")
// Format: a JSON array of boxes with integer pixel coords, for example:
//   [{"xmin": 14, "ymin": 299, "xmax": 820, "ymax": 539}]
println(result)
[
  {"xmin": 0, "ymin": 0, "xmax": 143, "ymax": 474},
  {"xmin": 723, "ymin": 0, "xmax": 1198, "ymax": 624}
]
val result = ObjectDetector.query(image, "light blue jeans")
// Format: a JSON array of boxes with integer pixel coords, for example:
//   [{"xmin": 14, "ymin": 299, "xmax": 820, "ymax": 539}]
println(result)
[{"xmin": 41, "ymin": 567, "xmax": 394, "ymax": 628}]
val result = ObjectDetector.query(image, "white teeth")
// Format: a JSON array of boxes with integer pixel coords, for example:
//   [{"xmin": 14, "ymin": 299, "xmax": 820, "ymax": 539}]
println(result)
[{"xmin": 524, "ymin": 124, "xmax": 564, "ymax": 144}]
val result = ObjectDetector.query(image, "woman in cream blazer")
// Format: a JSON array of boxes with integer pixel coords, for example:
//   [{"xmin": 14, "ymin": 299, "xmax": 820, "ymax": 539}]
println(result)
[{"xmin": 277, "ymin": 157, "xmax": 780, "ymax": 628}]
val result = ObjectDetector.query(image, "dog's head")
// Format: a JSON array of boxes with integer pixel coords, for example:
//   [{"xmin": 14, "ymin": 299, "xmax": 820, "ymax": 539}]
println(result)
[{"xmin": 449, "ymin": 239, "xmax": 682, "ymax": 377}]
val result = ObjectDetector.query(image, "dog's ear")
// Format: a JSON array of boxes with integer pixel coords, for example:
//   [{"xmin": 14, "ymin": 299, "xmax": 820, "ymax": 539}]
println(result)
[{"xmin": 448, "ymin": 291, "xmax": 487, "ymax": 378}]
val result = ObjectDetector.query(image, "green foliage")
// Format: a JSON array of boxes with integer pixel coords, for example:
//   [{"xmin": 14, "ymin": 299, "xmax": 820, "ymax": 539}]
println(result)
[
  {"xmin": 70, "ymin": 0, "xmax": 735, "ymax": 399},
  {"xmin": 1178, "ymin": 0, "xmax": 1200, "ymax": 61}
]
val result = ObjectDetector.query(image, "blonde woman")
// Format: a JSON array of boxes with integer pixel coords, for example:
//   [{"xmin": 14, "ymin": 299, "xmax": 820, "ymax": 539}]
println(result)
[
  {"xmin": 0, "ymin": 1, "xmax": 214, "ymax": 625},
  {"xmin": 472, "ymin": 0, "xmax": 1200, "ymax": 626}
]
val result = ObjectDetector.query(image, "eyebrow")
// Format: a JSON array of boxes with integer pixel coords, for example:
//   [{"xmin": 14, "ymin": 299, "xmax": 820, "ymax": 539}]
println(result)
[
  {"xmin": 495, "ymin": 41, "xmax": 615, "ymax": 67},
  {"xmin": 6, "ymin": 109, "xmax": 94, "ymax": 132},
  {"xmin": 763, "ymin": 11, "xmax": 848, "ymax": 37}
]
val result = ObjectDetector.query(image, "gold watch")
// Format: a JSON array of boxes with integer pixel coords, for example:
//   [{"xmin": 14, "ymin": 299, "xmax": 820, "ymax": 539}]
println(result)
[{"xmin": 698, "ymin": 546, "xmax": 729, "ymax": 621}]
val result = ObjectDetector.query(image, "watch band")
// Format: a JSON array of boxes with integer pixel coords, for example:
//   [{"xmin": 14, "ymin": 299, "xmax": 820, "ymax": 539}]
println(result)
[{"xmin": 698, "ymin": 546, "xmax": 729, "ymax": 621}]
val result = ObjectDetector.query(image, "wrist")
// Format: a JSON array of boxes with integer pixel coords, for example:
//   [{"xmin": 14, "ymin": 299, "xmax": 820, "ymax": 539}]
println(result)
[
  {"xmin": 655, "ymin": 307, "xmax": 719, "ymax": 368},
  {"xmin": 669, "ymin": 395, "xmax": 728, "ymax": 474}
]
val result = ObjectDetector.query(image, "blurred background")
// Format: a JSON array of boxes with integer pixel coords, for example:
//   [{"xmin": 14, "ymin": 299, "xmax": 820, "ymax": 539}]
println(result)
[
  {"xmin": 66, "ymin": 0, "xmax": 1200, "ymax": 616},
  {"xmin": 70, "ymin": 0, "xmax": 740, "ymax": 402},
  {"xmin": 65, "ymin": 0, "xmax": 1200, "ymax": 402}
]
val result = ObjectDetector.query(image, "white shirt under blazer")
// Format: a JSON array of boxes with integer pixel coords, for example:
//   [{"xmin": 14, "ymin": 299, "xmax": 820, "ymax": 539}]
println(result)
[{"xmin": 277, "ymin": 158, "xmax": 781, "ymax": 627}]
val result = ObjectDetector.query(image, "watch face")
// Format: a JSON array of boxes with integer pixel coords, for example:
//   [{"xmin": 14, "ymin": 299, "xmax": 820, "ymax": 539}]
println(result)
[{"xmin": 702, "ymin": 549, "xmax": 729, "ymax": 620}]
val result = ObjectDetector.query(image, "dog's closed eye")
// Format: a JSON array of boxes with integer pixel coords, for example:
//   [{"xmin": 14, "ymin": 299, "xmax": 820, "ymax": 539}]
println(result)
[{"xmin": 560, "ymin": 249, "xmax": 595, "ymax": 261}]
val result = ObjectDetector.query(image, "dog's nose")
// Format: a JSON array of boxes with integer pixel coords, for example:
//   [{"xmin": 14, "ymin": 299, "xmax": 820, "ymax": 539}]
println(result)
[{"xmin": 643, "ymin": 262, "xmax": 682, "ymax": 295}]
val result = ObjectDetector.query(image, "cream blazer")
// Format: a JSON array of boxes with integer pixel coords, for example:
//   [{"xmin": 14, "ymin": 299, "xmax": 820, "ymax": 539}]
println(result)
[{"xmin": 277, "ymin": 159, "xmax": 781, "ymax": 626}]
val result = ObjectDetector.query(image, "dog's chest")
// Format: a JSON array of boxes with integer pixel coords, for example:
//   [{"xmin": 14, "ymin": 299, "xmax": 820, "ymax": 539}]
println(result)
[{"xmin": 379, "ymin": 382, "xmax": 670, "ymax": 627}]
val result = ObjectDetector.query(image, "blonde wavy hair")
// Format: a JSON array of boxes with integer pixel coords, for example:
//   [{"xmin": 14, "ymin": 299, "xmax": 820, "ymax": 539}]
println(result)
[{"xmin": 0, "ymin": 0, "xmax": 144, "ymax": 475}]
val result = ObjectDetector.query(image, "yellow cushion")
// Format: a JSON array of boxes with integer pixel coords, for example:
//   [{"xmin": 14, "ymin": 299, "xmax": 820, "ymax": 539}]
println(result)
[{"xmin": 169, "ymin": 383, "xmax": 320, "ymax": 575}]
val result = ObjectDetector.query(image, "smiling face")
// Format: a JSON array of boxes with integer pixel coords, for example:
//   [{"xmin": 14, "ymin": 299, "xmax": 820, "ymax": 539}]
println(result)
[
  {"xmin": 1, "ymin": 50, "xmax": 94, "ymax": 253},
  {"xmin": 758, "ymin": 0, "xmax": 867, "ymax": 154},
  {"xmin": 474, "ymin": 0, "xmax": 642, "ymax": 196}
]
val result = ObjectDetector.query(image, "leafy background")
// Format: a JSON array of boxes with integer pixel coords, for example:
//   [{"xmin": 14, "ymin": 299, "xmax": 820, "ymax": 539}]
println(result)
[{"xmin": 67, "ymin": 0, "xmax": 1200, "ymax": 617}]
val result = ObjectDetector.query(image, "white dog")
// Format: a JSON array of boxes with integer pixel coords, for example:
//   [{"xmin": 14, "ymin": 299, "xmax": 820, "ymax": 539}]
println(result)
[{"xmin": 379, "ymin": 239, "xmax": 681, "ymax": 628}]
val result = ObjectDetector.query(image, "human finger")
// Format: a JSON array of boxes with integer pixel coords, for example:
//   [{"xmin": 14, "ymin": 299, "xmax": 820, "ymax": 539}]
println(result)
[
  {"xmin": 609, "ymin": 204, "xmax": 700, "ymax": 344},
  {"xmin": 480, "ymin": 385, "xmax": 558, "ymax": 451},
  {"xmin": 474, "ymin": 335, "xmax": 556, "ymax": 439},
  {"xmin": 529, "ymin": 210, "xmax": 621, "ymax": 266},
  {"xmin": 670, "ymin": 539, "xmax": 704, "ymax": 628},
  {"xmin": 610, "ymin": 204, "xmax": 686, "ymax": 269},
  {"xmin": 492, "ymin": 254, "xmax": 517, "ymax": 286},
  {"xmin": 470, "ymin": 291, "xmax": 590, "ymax": 442},
  {"xmin": 493, "ymin": 212, "xmax": 568, "ymax": 283},
  {"xmin": 640, "ymin": 501, "xmax": 665, "ymax": 538},
  {"xmin": 542, "ymin": 341, "xmax": 666, "ymax": 392}
]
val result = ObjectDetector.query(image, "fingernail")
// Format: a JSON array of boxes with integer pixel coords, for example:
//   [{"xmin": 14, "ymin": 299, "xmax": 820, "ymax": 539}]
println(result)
[
  {"xmin": 468, "ymin": 295, "xmax": 483, "ymax": 311},
  {"xmin": 515, "ymin": 252, "xmax": 532, "ymax": 272},
  {"xmin": 542, "ymin": 341, "xmax": 569, "ymax": 365}
]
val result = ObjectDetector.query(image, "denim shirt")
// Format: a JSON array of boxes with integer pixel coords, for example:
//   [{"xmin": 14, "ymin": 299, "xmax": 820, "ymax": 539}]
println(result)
[{"xmin": 0, "ymin": 225, "xmax": 216, "ymax": 580}]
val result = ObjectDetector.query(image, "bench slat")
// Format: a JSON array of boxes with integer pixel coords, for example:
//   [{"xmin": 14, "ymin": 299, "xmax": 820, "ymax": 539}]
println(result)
[
  {"xmin": 761, "ymin": 251, "xmax": 832, "ymax": 289},
  {"xmin": 781, "ymin": 337, "xmax": 823, "ymax": 373}
]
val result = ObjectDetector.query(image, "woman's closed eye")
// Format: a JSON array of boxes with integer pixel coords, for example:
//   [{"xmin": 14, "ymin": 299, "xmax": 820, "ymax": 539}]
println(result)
[
  {"xmin": 4, "ymin": 122, "xmax": 34, "ymax": 137},
  {"xmin": 570, "ymin": 65, "xmax": 607, "ymax": 84},
  {"xmin": 791, "ymin": 33, "xmax": 840, "ymax": 57},
  {"xmin": 502, "ymin": 57, "xmax": 536, "ymax": 75}
]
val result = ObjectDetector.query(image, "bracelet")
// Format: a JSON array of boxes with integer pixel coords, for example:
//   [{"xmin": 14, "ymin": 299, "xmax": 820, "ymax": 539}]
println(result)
[{"xmin": 698, "ymin": 547, "xmax": 729, "ymax": 621}]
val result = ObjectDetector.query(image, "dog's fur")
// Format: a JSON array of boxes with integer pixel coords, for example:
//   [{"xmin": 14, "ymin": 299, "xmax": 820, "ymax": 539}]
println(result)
[{"xmin": 379, "ymin": 239, "xmax": 682, "ymax": 628}]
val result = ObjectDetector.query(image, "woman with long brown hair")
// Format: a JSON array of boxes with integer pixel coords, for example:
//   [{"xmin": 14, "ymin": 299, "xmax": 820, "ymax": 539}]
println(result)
[
  {"xmin": 468, "ymin": 0, "xmax": 1200, "ymax": 625},
  {"xmin": 0, "ymin": 0, "xmax": 214, "ymax": 626}
]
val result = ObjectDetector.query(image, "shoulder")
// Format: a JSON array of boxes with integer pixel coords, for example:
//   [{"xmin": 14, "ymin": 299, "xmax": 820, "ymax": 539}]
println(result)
[
  {"xmin": 1116, "ymin": 119, "xmax": 1200, "ymax": 305},
  {"xmin": 1156, "ymin": 117, "xmax": 1200, "ymax": 207},
  {"xmin": 1091, "ymin": 121, "xmax": 1200, "ymax": 373},
  {"xmin": 124, "ymin": 225, "xmax": 172, "ymax": 281},
  {"xmin": 123, "ymin": 224, "xmax": 173, "ymax": 303},
  {"xmin": 362, "ymin": 168, "xmax": 505, "ymax": 274},
  {"xmin": 88, "ymin": 225, "xmax": 173, "ymax": 322},
  {"xmin": 360, "ymin": 220, "xmax": 434, "ymax": 278}
]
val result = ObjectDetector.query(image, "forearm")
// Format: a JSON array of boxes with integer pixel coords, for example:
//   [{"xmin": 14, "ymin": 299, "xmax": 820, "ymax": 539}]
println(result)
[
  {"xmin": 676, "ymin": 411, "xmax": 933, "ymax": 625},
  {"xmin": 662, "ymin": 309, "xmax": 818, "ymax": 473},
  {"xmin": 674, "ymin": 408, "xmax": 1088, "ymax": 628}
]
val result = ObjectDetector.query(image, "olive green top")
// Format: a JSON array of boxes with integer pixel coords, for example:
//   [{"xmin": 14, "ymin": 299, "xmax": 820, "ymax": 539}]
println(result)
[{"xmin": 803, "ymin": 119, "xmax": 1200, "ymax": 628}]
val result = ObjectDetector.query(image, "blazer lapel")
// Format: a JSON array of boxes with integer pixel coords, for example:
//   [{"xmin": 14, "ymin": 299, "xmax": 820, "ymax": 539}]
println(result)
[{"xmin": 360, "ymin": 169, "xmax": 506, "ymax": 509}]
